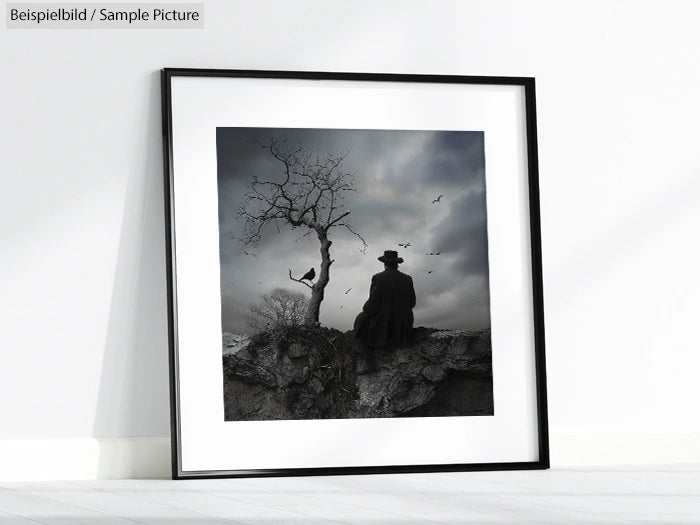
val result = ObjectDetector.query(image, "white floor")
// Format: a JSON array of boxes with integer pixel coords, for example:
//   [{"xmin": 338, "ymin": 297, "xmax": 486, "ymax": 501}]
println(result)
[{"xmin": 0, "ymin": 466, "xmax": 698, "ymax": 524}]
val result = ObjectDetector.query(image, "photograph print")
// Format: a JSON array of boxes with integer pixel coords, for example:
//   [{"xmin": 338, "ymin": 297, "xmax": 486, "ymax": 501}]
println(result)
[{"xmin": 217, "ymin": 127, "xmax": 493, "ymax": 421}]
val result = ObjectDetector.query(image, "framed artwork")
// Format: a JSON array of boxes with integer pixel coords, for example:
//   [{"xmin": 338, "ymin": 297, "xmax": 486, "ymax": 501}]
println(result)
[{"xmin": 161, "ymin": 69, "xmax": 548, "ymax": 478}]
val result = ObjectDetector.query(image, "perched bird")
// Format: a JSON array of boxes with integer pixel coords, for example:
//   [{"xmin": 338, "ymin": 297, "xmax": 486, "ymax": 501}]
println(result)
[
  {"xmin": 345, "ymin": 288, "xmax": 352, "ymax": 294},
  {"xmin": 432, "ymin": 195, "xmax": 444, "ymax": 203},
  {"xmin": 398, "ymin": 242, "xmax": 411, "ymax": 248},
  {"xmin": 300, "ymin": 267, "xmax": 316, "ymax": 281}
]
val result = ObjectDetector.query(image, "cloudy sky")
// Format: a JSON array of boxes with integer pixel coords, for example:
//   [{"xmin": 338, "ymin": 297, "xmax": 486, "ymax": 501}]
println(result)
[{"xmin": 216, "ymin": 127, "xmax": 490, "ymax": 335}]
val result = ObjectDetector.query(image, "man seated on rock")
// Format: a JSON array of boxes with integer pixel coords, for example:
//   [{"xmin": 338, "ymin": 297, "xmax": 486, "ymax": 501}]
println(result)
[{"xmin": 353, "ymin": 250, "xmax": 416, "ymax": 374}]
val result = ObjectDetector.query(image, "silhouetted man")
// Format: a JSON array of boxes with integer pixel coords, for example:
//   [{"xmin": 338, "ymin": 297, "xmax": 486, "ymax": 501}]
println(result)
[{"xmin": 353, "ymin": 250, "xmax": 416, "ymax": 374}]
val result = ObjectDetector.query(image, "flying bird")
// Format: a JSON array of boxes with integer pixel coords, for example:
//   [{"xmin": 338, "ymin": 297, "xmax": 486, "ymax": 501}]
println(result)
[
  {"xmin": 300, "ymin": 267, "xmax": 316, "ymax": 281},
  {"xmin": 432, "ymin": 195, "xmax": 444, "ymax": 203},
  {"xmin": 398, "ymin": 242, "xmax": 411, "ymax": 248},
  {"xmin": 426, "ymin": 269, "xmax": 435, "ymax": 274},
  {"xmin": 345, "ymin": 288, "xmax": 352, "ymax": 294},
  {"xmin": 244, "ymin": 251, "xmax": 257, "ymax": 257}
]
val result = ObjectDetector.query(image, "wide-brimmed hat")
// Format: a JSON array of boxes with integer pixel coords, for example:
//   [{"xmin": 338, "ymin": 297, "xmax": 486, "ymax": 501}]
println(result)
[{"xmin": 378, "ymin": 250, "xmax": 403, "ymax": 264}]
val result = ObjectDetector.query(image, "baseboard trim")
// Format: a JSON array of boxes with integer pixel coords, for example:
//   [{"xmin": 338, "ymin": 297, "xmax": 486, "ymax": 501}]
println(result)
[
  {"xmin": 1, "ymin": 433, "xmax": 698, "ymax": 481},
  {"xmin": 551, "ymin": 432, "xmax": 700, "ymax": 467},
  {"xmin": 0, "ymin": 437, "xmax": 171, "ymax": 481}
]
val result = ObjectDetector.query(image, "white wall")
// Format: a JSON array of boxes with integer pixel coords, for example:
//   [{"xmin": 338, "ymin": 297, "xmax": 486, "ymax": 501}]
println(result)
[{"xmin": 1, "ymin": 0, "xmax": 699, "ymax": 479}]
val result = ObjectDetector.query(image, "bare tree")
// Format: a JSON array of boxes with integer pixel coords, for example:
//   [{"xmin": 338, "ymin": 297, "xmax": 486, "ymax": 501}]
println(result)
[
  {"xmin": 247, "ymin": 288, "xmax": 309, "ymax": 331},
  {"xmin": 238, "ymin": 138, "xmax": 366, "ymax": 325}
]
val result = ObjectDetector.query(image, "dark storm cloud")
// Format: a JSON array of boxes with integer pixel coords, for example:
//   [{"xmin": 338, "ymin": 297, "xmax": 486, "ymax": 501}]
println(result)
[
  {"xmin": 349, "ymin": 198, "xmax": 419, "ymax": 232},
  {"xmin": 216, "ymin": 127, "xmax": 490, "ymax": 333},
  {"xmin": 364, "ymin": 131, "xmax": 485, "ymax": 195},
  {"xmin": 421, "ymin": 131, "xmax": 485, "ymax": 187},
  {"xmin": 431, "ymin": 190, "xmax": 490, "ymax": 277}
]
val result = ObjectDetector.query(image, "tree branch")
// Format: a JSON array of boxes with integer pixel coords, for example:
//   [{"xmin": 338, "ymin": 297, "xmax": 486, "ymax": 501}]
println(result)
[
  {"xmin": 288, "ymin": 268, "xmax": 313, "ymax": 289},
  {"xmin": 341, "ymin": 223, "xmax": 368, "ymax": 253},
  {"xmin": 327, "ymin": 211, "xmax": 351, "ymax": 228}
]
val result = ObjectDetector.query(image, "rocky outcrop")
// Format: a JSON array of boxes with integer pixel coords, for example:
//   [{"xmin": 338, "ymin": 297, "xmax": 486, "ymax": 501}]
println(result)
[{"xmin": 222, "ymin": 326, "xmax": 492, "ymax": 421}]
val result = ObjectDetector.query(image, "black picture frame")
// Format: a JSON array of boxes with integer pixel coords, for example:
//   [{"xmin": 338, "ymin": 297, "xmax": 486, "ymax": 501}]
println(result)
[{"xmin": 161, "ymin": 68, "xmax": 549, "ymax": 479}]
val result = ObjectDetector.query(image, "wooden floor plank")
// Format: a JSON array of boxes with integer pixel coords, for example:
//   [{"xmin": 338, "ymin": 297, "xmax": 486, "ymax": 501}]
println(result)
[
  {"xmin": 78, "ymin": 479, "xmax": 341, "ymax": 525},
  {"xmin": 0, "ymin": 486, "xmax": 142, "ymax": 525},
  {"xmin": 0, "ymin": 508, "xmax": 47, "ymax": 524},
  {"xmin": 0, "ymin": 467, "xmax": 698, "ymax": 524}
]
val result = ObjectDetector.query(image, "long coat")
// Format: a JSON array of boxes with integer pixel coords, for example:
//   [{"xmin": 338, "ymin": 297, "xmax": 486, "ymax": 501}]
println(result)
[{"xmin": 354, "ymin": 268, "xmax": 416, "ymax": 348}]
